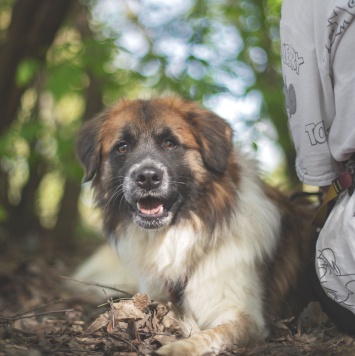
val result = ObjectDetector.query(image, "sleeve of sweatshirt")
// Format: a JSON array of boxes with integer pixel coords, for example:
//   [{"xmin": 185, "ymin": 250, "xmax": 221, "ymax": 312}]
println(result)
[
  {"xmin": 281, "ymin": 0, "xmax": 345, "ymax": 186},
  {"xmin": 328, "ymin": 5, "xmax": 355, "ymax": 162}
]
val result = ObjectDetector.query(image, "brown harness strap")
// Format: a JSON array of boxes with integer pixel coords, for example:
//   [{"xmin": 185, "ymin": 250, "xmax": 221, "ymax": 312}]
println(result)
[{"xmin": 312, "ymin": 160, "xmax": 355, "ymax": 227}]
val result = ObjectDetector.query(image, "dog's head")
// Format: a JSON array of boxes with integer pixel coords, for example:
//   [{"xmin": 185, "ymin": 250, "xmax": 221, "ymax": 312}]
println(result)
[{"xmin": 76, "ymin": 97, "xmax": 233, "ymax": 230}]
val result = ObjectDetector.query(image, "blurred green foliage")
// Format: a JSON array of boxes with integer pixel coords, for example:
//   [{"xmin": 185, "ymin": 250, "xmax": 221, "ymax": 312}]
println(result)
[{"xmin": 0, "ymin": 0, "xmax": 293, "ymax": 247}]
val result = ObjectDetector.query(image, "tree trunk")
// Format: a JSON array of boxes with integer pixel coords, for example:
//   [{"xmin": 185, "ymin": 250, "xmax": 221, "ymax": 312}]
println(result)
[
  {"xmin": 0, "ymin": 0, "xmax": 73, "ymax": 136},
  {"xmin": 256, "ymin": 0, "xmax": 299, "ymax": 187},
  {"xmin": 51, "ymin": 4, "xmax": 104, "ymax": 250},
  {"xmin": 0, "ymin": 0, "xmax": 74, "ymax": 240}
]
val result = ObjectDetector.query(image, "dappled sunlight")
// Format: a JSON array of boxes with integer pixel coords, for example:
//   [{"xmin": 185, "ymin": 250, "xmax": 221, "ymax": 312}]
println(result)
[
  {"xmin": 36, "ymin": 171, "xmax": 65, "ymax": 229},
  {"xmin": 78, "ymin": 183, "xmax": 103, "ymax": 235},
  {"xmin": 55, "ymin": 94, "xmax": 85, "ymax": 126},
  {"xmin": 0, "ymin": 0, "xmax": 289, "ymax": 247}
]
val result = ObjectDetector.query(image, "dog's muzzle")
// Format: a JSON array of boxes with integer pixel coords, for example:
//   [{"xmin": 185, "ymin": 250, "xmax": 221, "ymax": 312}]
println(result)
[{"xmin": 123, "ymin": 160, "xmax": 178, "ymax": 229}]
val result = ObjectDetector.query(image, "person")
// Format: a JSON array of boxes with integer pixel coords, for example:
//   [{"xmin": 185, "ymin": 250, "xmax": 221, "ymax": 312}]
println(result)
[{"xmin": 280, "ymin": 0, "xmax": 355, "ymax": 331}]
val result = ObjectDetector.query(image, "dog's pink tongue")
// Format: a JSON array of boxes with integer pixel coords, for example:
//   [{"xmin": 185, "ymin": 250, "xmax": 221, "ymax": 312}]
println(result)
[{"xmin": 137, "ymin": 199, "xmax": 163, "ymax": 215}]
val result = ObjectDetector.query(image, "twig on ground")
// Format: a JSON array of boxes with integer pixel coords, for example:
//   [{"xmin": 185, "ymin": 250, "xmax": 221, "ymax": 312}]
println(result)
[
  {"xmin": 103, "ymin": 289, "xmax": 116, "ymax": 328},
  {"xmin": 0, "ymin": 309, "xmax": 74, "ymax": 322},
  {"xmin": 103, "ymin": 331, "xmax": 140, "ymax": 353},
  {"xmin": 60, "ymin": 275, "xmax": 132, "ymax": 297},
  {"xmin": 12, "ymin": 299, "xmax": 64, "ymax": 318}
]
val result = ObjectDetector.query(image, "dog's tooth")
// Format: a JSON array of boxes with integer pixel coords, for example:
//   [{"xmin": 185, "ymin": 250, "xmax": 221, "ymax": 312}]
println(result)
[{"xmin": 137, "ymin": 202, "xmax": 141, "ymax": 211}]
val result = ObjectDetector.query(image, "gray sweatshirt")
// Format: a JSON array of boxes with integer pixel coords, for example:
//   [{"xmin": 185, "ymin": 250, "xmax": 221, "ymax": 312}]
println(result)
[{"xmin": 281, "ymin": 0, "xmax": 355, "ymax": 186}]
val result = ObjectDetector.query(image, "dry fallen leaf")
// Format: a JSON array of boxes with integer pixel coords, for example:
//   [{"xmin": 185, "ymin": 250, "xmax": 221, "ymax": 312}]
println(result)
[
  {"xmin": 112, "ymin": 299, "xmax": 146, "ymax": 320},
  {"xmin": 298, "ymin": 302, "xmax": 328, "ymax": 334},
  {"xmin": 85, "ymin": 311, "xmax": 110, "ymax": 334},
  {"xmin": 133, "ymin": 293, "xmax": 150, "ymax": 312}
]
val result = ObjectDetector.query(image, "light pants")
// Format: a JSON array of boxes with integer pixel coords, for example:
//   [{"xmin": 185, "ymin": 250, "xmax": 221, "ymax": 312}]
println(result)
[{"xmin": 316, "ymin": 191, "xmax": 355, "ymax": 314}]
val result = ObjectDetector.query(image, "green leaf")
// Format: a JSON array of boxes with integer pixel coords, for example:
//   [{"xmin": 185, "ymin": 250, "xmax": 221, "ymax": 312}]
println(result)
[
  {"xmin": 0, "ymin": 205, "xmax": 8, "ymax": 223},
  {"xmin": 46, "ymin": 64, "xmax": 85, "ymax": 100},
  {"xmin": 16, "ymin": 59, "xmax": 41, "ymax": 86}
]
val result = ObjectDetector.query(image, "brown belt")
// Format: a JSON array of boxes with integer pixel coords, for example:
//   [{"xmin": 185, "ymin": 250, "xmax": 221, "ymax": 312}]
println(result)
[{"xmin": 312, "ymin": 159, "xmax": 355, "ymax": 228}]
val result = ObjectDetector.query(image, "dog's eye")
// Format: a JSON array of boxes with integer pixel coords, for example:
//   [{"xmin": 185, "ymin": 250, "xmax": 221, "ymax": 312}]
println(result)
[
  {"xmin": 116, "ymin": 142, "xmax": 129, "ymax": 154},
  {"xmin": 162, "ymin": 139, "xmax": 177, "ymax": 150}
]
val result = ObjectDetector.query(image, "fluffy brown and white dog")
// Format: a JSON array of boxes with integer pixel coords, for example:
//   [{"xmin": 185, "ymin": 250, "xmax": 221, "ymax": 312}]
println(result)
[{"xmin": 76, "ymin": 97, "xmax": 315, "ymax": 355}]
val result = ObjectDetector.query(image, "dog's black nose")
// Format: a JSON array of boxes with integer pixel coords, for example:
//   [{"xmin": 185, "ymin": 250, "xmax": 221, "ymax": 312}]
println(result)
[{"xmin": 135, "ymin": 166, "xmax": 163, "ymax": 190}]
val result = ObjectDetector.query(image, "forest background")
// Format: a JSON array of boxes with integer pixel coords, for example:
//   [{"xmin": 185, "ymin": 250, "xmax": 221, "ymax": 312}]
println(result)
[{"xmin": 0, "ymin": 0, "xmax": 293, "ymax": 256}]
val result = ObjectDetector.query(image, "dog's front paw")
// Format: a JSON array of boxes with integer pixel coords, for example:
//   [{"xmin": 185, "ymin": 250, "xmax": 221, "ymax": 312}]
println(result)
[{"xmin": 153, "ymin": 338, "xmax": 213, "ymax": 356}]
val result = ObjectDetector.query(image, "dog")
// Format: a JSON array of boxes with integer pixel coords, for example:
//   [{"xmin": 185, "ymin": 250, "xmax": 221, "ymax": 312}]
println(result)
[{"xmin": 76, "ymin": 97, "xmax": 315, "ymax": 355}]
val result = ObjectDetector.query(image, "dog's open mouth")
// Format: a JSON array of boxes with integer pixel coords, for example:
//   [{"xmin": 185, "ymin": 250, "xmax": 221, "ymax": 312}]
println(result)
[
  {"xmin": 136, "ymin": 197, "xmax": 165, "ymax": 217},
  {"xmin": 132, "ymin": 196, "xmax": 177, "ymax": 229}
]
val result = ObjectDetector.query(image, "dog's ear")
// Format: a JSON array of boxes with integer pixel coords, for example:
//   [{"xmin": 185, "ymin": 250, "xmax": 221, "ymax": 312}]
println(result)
[
  {"xmin": 188, "ymin": 109, "xmax": 233, "ymax": 174},
  {"xmin": 76, "ymin": 112, "xmax": 106, "ymax": 183}
]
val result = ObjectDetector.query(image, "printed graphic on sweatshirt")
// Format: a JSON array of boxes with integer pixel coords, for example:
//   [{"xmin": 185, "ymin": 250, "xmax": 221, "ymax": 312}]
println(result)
[
  {"xmin": 281, "ymin": 43, "xmax": 304, "ymax": 75},
  {"xmin": 283, "ymin": 77, "xmax": 297, "ymax": 118},
  {"xmin": 317, "ymin": 248, "xmax": 355, "ymax": 308},
  {"xmin": 326, "ymin": 6, "xmax": 355, "ymax": 62},
  {"xmin": 305, "ymin": 121, "xmax": 327, "ymax": 146},
  {"xmin": 297, "ymin": 159, "xmax": 308, "ymax": 182}
]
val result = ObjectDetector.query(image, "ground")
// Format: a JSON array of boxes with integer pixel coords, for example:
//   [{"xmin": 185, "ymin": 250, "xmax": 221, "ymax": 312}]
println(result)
[{"xmin": 1, "ymin": 236, "xmax": 355, "ymax": 356}]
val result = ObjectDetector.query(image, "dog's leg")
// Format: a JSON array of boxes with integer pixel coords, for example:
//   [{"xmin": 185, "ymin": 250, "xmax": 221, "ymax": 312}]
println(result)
[
  {"xmin": 154, "ymin": 317, "xmax": 263, "ymax": 356},
  {"xmin": 155, "ymin": 260, "xmax": 267, "ymax": 355}
]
